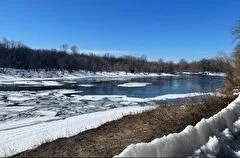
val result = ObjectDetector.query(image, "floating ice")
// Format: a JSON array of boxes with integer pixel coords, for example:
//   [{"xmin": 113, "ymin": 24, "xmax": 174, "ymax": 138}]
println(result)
[
  {"xmin": 8, "ymin": 96, "xmax": 35, "ymax": 102},
  {"xmin": 0, "ymin": 106, "xmax": 35, "ymax": 112},
  {"xmin": 34, "ymin": 110, "xmax": 57, "ymax": 117},
  {"xmin": 118, "ymin": 82, "xmax": 152, "ymax": 87},
  {"xmin": 78, "ymin": 84, "xmax": 95, "ymax": 87},
  {"xmin": 13, "ymin": 81, "xmax": 41, "ymax": 85},
  {"xmin": 41, "ymin": 81, "xmax": 63, "ymax": 86},
  {"xmin": 160, "ymin": 73, "xmax": 180, "ymax": 77}
]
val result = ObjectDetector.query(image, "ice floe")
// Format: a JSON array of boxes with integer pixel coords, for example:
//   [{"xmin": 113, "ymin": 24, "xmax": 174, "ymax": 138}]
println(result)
[
  {"xmin": 42, "ymin": 81, "xmax": 63, "ymax": 86},
  {"xmin": 117, "ymin": 82, "xmax": 152, "ymax": 87},
  {"xmin": 1, "ymin": 106, "xmax": 35, "ymax": 112},
  {"xmin": 8, "ymin": 96, "xmax": 36, "ymax": 102},
  {"xmin": 78, "ymin": 84, "xmax": 95, "ymax": 87}
]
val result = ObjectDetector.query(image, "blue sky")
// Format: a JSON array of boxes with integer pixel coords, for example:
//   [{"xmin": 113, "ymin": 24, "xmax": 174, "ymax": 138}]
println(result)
[{"xmin": 0, "ymin": 0, "xmax": 239, "ymax": 61}]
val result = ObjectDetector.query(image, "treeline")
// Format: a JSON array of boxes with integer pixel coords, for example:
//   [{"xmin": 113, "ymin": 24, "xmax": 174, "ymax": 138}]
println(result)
[
  {"xmin": 223, "ymin": 20, "xmax": 240, "ymax": 91},
  {"xmin": 0, "ymin": 38, "xmax": 227, "ymax": 73}
]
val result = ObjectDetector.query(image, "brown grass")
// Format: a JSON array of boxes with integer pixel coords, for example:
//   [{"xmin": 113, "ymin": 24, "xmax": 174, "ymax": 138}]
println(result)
[{"xmin": 14, "ymin": 95, "xmax": 236, "ymax": 157}]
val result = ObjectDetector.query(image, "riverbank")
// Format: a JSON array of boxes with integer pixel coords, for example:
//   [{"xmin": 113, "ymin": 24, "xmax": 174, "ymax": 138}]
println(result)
[
  {"xmin": 14, "ymin": 95, "xmax": 236, "ymax": 157},
  {"xmin": 0, "ymin": 68, "xmax": 225, "ymax": 82}
]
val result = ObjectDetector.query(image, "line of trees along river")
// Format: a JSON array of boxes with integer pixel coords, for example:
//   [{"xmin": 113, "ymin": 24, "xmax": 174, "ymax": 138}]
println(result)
[{"xmin": 0, "ymin": 38, "xmax": 228, "ymax": 73}]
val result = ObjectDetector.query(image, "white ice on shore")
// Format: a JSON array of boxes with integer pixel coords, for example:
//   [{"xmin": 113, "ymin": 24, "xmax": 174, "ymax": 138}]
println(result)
[
  {"xmin": 116, "ymin": 95, "xmax": 240, "ymax": 157},
  {"xmin": 204, "ymin": 72, "xmax": 226, "ymax": 77},
  {"xmin": 192, "ymin": 136, "xmax": 220, "ymax": 157},
  {"xmin": 181, "ymin": 72, "xmax": 226, "ymax": 77},
  {"xmin": 0, "ymin": 106, "xmax": 154, "ymax": 157},
  {"xmin": 0, "ymin": 68, "xmax": 161, "ymax": 82},
  {"xmin": 72, "ymin": 92, "xmax": 212, "ymax": 103},
  {"xmin": 118, "ymin": 82, "xmax": 152, "ymax": 87}
]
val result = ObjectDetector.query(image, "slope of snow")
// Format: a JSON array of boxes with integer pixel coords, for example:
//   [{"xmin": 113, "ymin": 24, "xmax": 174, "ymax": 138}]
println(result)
[
  {"xmin": 0, "ymin": 106, "xmax": 154, "ymax": 157},
  {"xmin": 116, "ymin": 95, "xmax": 240, "ymax": 157},
  {"xmin": 118, "ymin": 82, "xmax": 152, "ymax": 87}
]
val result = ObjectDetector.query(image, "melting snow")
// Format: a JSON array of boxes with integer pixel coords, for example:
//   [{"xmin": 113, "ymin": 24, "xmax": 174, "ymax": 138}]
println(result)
[
  {"xmin": 0, "ymin": 106, "xmax": 154, "ymax": 157},
  {"xmin": 116, "ymin": 95, "xmax": 240, "ymax": 157}
]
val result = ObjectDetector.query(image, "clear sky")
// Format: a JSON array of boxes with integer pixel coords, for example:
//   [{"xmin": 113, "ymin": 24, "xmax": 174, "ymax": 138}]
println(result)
[{"xmin": 0, "ymin": 0, "xmax": 239, "ymax": 61}]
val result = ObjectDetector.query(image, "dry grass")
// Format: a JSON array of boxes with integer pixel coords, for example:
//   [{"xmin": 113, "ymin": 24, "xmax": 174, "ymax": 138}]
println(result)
[{"xmin": 14, "ymin": 95, "xmax": 236, "ymax": 157}]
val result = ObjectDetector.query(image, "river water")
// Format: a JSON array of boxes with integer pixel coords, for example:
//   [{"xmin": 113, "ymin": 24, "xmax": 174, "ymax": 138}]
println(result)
[{"xmin": 0, "ymin": 75, "xmax": 224, "ymax": 122}]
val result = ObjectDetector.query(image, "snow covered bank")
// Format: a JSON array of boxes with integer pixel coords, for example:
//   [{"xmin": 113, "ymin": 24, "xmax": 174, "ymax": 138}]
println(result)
[
  {"xmin": 0, "ymin": 68, "xmax": 225, "ymax": 83},
  {"xmin": 0, "ymin": 106, "xmax": 154, "ymax": 157},
  {"xmin": 117, "ymin": 82, "xmax": 152, "ymax": 87},
  {"xmin": 181, "ymin": 72, "xmax": 226, "ymax": 77},
  {"xmin": 116, "ymin": 95, "xmax": 240, "ymax": 157},
  {"xmin": 0, "ymin": 68, "xmax": 161, "ymax": 82}
]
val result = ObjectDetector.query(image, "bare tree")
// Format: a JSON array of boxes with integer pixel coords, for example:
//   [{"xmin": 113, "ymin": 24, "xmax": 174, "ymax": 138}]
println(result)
[
  {"xmin": 70, "ymin": 45, "xmax": 78, "ymax": 55},
  {"xmin": 60, "ymin": 44, "xmax": 69, "ymax": 52}
]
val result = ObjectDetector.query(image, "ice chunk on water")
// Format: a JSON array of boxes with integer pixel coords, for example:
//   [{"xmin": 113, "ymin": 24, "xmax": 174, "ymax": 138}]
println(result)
[
  {"xmin": 118, "ymin": 82, "xmax": 152, "ymax": 87},
  {"xmin": 78, "ymin": 84, "xmax": 95, "ymax": 87}
]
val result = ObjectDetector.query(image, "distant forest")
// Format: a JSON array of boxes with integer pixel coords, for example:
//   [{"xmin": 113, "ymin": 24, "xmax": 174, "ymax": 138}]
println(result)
[{"xmin": 0, "ymin": 38, "xmax": 227, "ymax": 73}]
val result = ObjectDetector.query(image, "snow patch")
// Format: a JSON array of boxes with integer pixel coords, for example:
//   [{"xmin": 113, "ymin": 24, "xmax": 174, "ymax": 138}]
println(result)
[{"xmin": 0, "ymin": 106, "xmax": 154, "ymax": 157}]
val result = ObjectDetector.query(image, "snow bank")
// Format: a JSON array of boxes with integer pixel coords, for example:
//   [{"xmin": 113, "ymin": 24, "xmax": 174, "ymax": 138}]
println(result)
[
  {"xmin": 203, "ymin": 72, "xmax": 226, "ymax": 77},
  {"xmin": 0, "ymin": 68, "xmax": 161, "ymax": 82},
  {"xmin": 118, "ymin": 82, "xmax": 152, "ymax": 87},
  {"xmin": 192, "ymin": 136, "xmax": 220, "ymax": 157},
  {"xmin": 181, "ymin": 72, "xmax": 226, "ymax": 77},
  {"xmin": 0, "ymin": 106, "xmax": 154, "ymax": 157},
  {"xmin": 116, "ymin": 95, "xmax": 240, "ymax": 157}
]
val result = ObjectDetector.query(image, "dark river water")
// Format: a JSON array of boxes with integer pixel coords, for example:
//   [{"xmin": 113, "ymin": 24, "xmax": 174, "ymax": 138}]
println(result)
[
  {"xmin": 1, "ymin": 76, "xmax": 224, "ymax": 97},
  {"xmin": 78, "ymin": 76, "xmax": 224, "ymax": 98}
]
